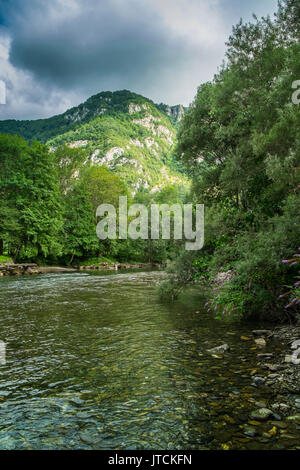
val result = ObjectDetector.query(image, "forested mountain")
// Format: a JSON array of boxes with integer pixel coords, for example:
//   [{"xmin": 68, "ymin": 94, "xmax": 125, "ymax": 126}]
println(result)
[
  {"xmin": 0, "ymin": 91, "xmax": 188, "ymax": 265},
  {"xmin": 0, "ymin": 90, "xmax": 185, "ymax": 142},
  {"xmin": 0, "ymin": 90, "xmax": 187, "ymax": 193}
]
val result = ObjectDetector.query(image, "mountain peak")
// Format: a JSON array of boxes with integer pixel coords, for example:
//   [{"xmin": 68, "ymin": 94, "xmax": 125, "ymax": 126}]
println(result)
[
  {"xmin": 0, "ymin": 90, "xmax": 185, "ymax": 142},
  {"xmin": 0, "ymin": 89, "xmax": 187, "ymax": 195}
]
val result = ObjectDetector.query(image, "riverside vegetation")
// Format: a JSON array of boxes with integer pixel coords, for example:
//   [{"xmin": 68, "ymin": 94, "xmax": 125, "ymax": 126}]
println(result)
[
  {"xmin": 0, "ymin": 0, "xmax": 299, "ymax": 325},
  {"xmin": 159, "ymin": 0, "xmax": 300, "ymax": 324}
]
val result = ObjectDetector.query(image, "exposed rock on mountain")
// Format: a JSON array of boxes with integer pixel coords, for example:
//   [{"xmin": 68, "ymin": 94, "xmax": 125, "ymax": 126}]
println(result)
[{"xmin": 0, "ymin": 90, "xmax": 187, "ymax": 194}]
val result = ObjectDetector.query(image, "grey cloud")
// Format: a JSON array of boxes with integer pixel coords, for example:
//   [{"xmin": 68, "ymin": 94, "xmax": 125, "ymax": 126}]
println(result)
[
  {"xmin": 7, "ymin": 0, "xmax": 186, "ymax": 90},
  {"xmin": 0, "ymin": 0, "xmax": 280, "ymax": 119}
]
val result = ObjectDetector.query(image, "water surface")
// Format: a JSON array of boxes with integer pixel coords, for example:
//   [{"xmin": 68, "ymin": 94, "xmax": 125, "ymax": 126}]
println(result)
[{"xmin": 0, "ymin": 271, "xmax": 298, "ymax": 449}]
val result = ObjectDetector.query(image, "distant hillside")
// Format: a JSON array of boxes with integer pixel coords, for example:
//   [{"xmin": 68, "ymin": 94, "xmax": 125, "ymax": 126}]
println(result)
[
  {"xmin": 0, "ymin": 90, "xmax": 185, "ymax": 142},
  {"xmin": 0, "ymin": 90, "xmax": 188, "ymax": 194}
]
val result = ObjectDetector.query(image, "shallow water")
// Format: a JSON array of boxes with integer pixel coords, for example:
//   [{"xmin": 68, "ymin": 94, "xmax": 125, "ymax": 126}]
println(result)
[{"xmin": 0, "ymin": 270, "xmax": 299, "ymax": 450}]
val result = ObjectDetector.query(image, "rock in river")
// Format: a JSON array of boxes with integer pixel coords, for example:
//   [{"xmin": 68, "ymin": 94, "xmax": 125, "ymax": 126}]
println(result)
[
  {"xmin": 207, "ymin": 344, "xmax": 230, "ymax": 355},
  {"xmin": 249, "ymin": 408, "xmax": 274, "ymax": 421},
  {"xmin": 255, "ymin": 338, "xmax": 266, "ymax": 347},
  {"xmin": 252, "ymin": 377, "xmax": 265, "ymax": 387},
  {"xmin": 252, "ymin": 330, "xmax": 272, "ymax": 337},
  {"xmin": 243, "ymin": 425, "xmax": 257, "ymax": 437},
  {"xmin": 291, "ymin": 340, "xmax": 300, "ymax": 350}
]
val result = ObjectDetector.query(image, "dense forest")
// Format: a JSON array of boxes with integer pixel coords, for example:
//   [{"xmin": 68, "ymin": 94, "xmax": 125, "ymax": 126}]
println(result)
[
  {"xmin": 0, "ymin": 0, "xmax": 299, "ymax": 324},
  {"xmin": 0, "ymin": 135, "xmax": 187, "ymax": 266},
  {"xmin": 160, "ymin": 0, "xmax": 300, "ymax": 323},
  {"xmin": 0, "ymin": 89, "xmax": 189, "ymax": 265}
]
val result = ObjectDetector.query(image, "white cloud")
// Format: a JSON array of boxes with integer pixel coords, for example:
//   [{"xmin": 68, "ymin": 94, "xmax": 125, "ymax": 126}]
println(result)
[
  {"xmin": 150, "ymin": 0, "xmax": 225, "ymax": 47},
  {"xmin": 0, "ymin": 37, "xmax": 81, "ymax": 120}
]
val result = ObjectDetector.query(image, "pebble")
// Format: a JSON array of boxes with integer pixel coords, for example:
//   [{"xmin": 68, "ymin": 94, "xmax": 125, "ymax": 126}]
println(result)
[
  {"xmin": 264, "ymin": 364, "xmax": 284, "ymax": 372},
  {"xmin": 249, "ymin": 408, "xmax": 274, "ymax": 422},
  {"xmin": 207, "ymin": 344, "xmax": 230, "ymax": 354},
  {"xmin": 255, "ymin": 338, "xmax": 266, "ymax": 347},
  {"xmin": 291, "ymin": 340, "xmax": 300, "ymax": 350},
  {"xmin": 255, "ymin": 401, "xmax": 267, "ymax": 408},
  {"xmin": 243, "ymin": 425, "xmax": 257, "ymax": 437},
  {"xmin": 257, "ymin": 353, "xmax": 273, "ymax": 359},
  {"xmin": 286, "ymin": 415, "xmax": 300, "ymax": 422},
  {"xmin": 79, "ymin": 432, "xmax": 94, "ymax": 445},
  {"xmin": 271, "ymin": 403, "xmax": 290, "ymax": 412},
  {"xmin": 252, "ymin": 330, "xmax": 272, "ymax": 337},
  {"xmin": 270, "ymin": 421, "xmax": 288, "ymax": 429},
  {"xmin": 252, "ymin": 377, "xmax": 265, "ymax": 387},
  {"xmin": 69, "ymin": 397, "xmax": 85, "ymax": 407}
]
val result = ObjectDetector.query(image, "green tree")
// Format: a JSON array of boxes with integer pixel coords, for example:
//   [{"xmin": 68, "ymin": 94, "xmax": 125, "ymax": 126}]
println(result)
[
  {"xmin": 0, "ymin": 135, "xmax": 63, "ymax": 262},
  {"xmin": 62, "ymin": 181, "xmax": 99, "ymax": 264},
  {"xmin": 164, "ymin": 0, "xmax": 300, "ymax": 322}
]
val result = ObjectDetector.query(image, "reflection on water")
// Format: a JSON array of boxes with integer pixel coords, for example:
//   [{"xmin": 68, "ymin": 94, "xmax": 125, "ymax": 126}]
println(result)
[{"xmin": 0, "ymin": 271, "xmax": 298, "ymax": 449}]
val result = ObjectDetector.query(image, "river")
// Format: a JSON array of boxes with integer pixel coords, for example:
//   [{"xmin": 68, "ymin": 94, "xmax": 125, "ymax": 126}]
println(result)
[{"xmin": 0, "ymin": 270, "xmax": 299, "ymax": 450}]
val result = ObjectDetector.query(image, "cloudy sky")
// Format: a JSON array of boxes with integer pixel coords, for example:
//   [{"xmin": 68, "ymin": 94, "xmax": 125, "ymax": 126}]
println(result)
[{"xmin": 0, "ymin": 0, "xmax": 278, "ymax": 120}]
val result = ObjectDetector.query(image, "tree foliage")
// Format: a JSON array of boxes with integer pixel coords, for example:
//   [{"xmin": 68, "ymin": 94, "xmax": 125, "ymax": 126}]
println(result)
[{"xmin": 168, "ymin": 0, "xmax": 300, "ymax": 322}]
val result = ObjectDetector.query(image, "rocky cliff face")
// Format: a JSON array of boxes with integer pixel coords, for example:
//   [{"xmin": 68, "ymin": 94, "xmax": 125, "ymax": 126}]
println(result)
[
  {"xmin": 156, "ymin": 103, "xmax": 186, "ymax": 124},
  {"xmin": 0, "ymin": 90, "xmax": 188, "ymax": 194},
  {"xmin": 164, "ymin": 104, "xmax": 185, "ymax": 122},
  {"xmin": 47, "ymin": 91, "xmax": 188, "ymax": 194}
]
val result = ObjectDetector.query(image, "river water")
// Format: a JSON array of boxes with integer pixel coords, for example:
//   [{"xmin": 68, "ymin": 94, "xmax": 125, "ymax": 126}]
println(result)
[{"xmin": 0, "ymin": 270, "xmax": 299, "ymax": 450}]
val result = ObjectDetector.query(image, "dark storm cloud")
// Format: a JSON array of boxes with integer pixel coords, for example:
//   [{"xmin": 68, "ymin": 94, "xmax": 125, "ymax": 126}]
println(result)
[
  {"xmin": 0, "ymin": 0, "xmax": 278, "ymax": 119},
  {"xmin": 4, "ymin": 0, "xmax": 187, "ymax": 91}
]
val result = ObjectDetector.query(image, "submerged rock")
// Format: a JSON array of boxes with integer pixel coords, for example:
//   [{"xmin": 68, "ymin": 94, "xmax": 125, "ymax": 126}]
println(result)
[
  {"xmin": 207, "ymin": 344, "xmax": 230, "ymax": 355},
  {"xmin": 252, "ymin": 377, "xmax": 265, "ymax": 387},
  {"xmin": 295, "ymin": 399, "xmax": 300, "ymax": 409},
  {"xmin": 286, "ymin": 415, "xmax": 300, "ymax": 422},
  {"xmin": 243, "ymin": 425, "xmax": 257, "ymax": 437},
  {"xmin": 272, "ymin": 403, "xmax": 290, "ymax": 412},
  {"xmin": 255, "ymin": 338, "xmax": 266, "ymax": 347},
  {"xmin": 257, "ymin": 353, "xmax": 273, "ymax": 359},
  {"xmin": 249, "ymin": 408, "xmax": 274, "ymax": 421},
  {"xmin": 79, "ymin": 431, "xmax": 97, "ymax": 446},
  {"xmin": 263, "ymin": 364, "xmax": 284, "ymax": 372},
  {"xmin": 69, "ymin": 397, "xmax": 85, "ymax": 407},
  {"xmin": 252, "ymin": 330, "xmax": 272, "ymax": 337},
  {"xmin": 291, "ymin": 340, "xmax": 300, "ymax": 350}
]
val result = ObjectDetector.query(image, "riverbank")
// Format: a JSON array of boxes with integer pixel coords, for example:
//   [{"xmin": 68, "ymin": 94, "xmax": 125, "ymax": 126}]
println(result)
[
  {"xmin": 246, "ymin": 326, "xmax": 300, "ymax": 415},
  {"xmin": 202, "ymin": 324, "xmax": 300, "ymax": 448},
  {"xmin": 0, "ymin": 262, "xmax": 165, "ymax": 276},
  {"xmin": 79, "ymin": 262, "xmax": 165, "ymax": 271},
  {"xmin": 208, "ymin": 324, "xmax": 300, "ymax": 443},
  {"xmin": 0, "ymin": 263, "xmax": 41, "ymax": 276}
]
